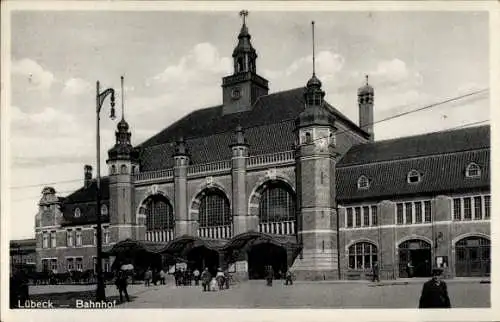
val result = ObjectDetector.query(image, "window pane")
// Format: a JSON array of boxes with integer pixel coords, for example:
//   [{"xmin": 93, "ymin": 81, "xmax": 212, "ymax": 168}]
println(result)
[
  {"xmin": 397, "ymin": 203, "xmax": 404, "ymax": 225},
  {"xmin": 424, "ymin": 201, "xmax": 432, "ymax": 222},
  {"xmin": 349, "ymin": 256, "xmax": 355, "ymax": 269},
  {"xmin": 355, "ymin": 208, "xmax": 361, "ymax": 227},
  {"xmin": 200, "ymin": 190, "xmax": 231, "ymax": 227},
  {"xmin": 474, "ymin": 196, "xmax": 482, "ymax": 220},
  {"xmin": 453, "ymin": 198, "xmax": 461, "ymax": 221},
  {"xmin": 363, "ymin": 206, "xmax": 370, "ymax": 227},
  {"xmin": 371, "ymin": 206, "xmax": 378, "ymax": 226},
  {"xmin": 346, "ymin": 208, "xmax": 353, "ymax": 228},
  {"xmin": 364, "ymin": 255, "xmax": 371, "ymax": 269},
  {"xmin": 415, "ymin": 202, "xmax": 423, "ymax": 223},
  {"xmin": 259, "ymin": 185, "xmax": 295, "ymax": 224},
  {"xmin": 463, "ymin": 198, "xmax": 472, "ymax": 220},
  {"xmin": 405, "ymin": 202, "xmax": 412, "ymax": 224},
  {"xmin": 485, "ymin": 195, "xmax": 490, "ymax": 219},
  {"xmin": 356, "ymin": 255, "xmax": 363, "ymax": 269}
]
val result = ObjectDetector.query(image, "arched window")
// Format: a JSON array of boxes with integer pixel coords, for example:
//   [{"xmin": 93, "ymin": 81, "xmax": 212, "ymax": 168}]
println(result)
[
  {"xmin": 357, "ymin": 175, "xmax": 370, "ymax": 190},
  {"xmin": 259, "ymin": 182, "xmax": 296, "ymax": 223},
  {"xmin": 145, "ymin": 196, "xmax": 174, "ymax": 231},
  {"xmin": 466, "ymin": 162, "xmax": 481, "ymax": 178},
  {"xmin": 110, "ymin": 165, "xmax": 116, "ymax": 175},
  {"xmin": 74, "ymin": 207, "xmax": 81, "ymax": 218},
  {"xmin": 199, "ymin": 189, "xmax": 231, "ymax": 228},
  {"xmin": 348, "ymin": 242, "xmax": 378, "ymax": 270},
  {"xmin": 407, "ymin": 170, "xmax": 421, "ymax": 184},
  {"xmin": 101, "ymin": 204, "xmax": 108, "ymax": 216},
  {"xmin": 120, "ymin": 164, "xmax": 128, "ymax": 174}
]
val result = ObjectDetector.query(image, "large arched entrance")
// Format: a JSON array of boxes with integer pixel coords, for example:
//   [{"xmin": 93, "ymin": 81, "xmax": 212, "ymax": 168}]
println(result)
[
  {"xmin": 141, "ymin": 194, "xmax": 175, "ymax": 242},
  {"xmin": 257, "ymin": 180, "xmax": 296, "ymax": 235},
  {"xmin": 186, "ymin": 246, "xmax": 220, "ymax": 275},
  {"xmin": 248, "ymin": 242, "xmax": 287, "ymax": 279},
  {"xmin": 195, "ymin": 187, "xmax": 232, "ymax": 239},
  {"xmin": 455, "ymin": 236, "xmax": 490, "ymax": 277},
  {"xmin": 398, "ymin": 239, "xmax": 432, "ymax": 278}
]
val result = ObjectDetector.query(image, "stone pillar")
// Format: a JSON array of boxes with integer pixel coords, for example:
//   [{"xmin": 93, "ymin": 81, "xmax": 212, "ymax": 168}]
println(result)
[
  {"xmin": 433, "ymin": 195, "xmax": 453, "ymax": 278},
  {"xmin": 378, "ymin": 200, "xmax": 396, "ymax": 280},
  {"xmin": 230, "ymin": 126, "xmax": 252, "ymax": 235},
  {"xmin": 174, "ymin": 138, "xmax": 195, "ymax": 236}
]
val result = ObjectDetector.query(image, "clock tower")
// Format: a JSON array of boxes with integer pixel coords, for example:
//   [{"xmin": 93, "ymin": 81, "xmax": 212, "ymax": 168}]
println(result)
[{"xmin": 222, "ymin": 10, "xmax": 269, "ymax": 115}]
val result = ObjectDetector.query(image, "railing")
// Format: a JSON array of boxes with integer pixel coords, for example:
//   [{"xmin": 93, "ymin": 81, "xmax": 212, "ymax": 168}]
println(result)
[
  {"xmin": 187, "ymin": 160, "xmax": 231, "ymax": 176},
  {"xmin": 134, "ymin": 169, "xmax": 174, "ymax": 182},
  {"xmin": 259, "ymin": 221, "xmax": 296, "ymax": 235},
  {"xmin": 248, "ymin": 151, "xmax": 294, "ymax": 168},
  {"xmin": 198, "ymin": 225, "xmax": 232, "ymax": 239},
  {"xmin": 145, "ymin": 229, "xmax": 174, "ymax": 242}
]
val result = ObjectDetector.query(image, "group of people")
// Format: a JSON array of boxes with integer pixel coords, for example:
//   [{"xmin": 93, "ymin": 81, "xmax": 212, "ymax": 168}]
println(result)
[{"xmin": 200, "ymin": 268, "xmax": 231, "ymax": 292}]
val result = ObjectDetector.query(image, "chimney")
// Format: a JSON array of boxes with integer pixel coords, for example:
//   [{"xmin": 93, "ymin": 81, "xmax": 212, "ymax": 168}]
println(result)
[{"xmin": 84, "ymin": 165, "xmax": 93, "ymax": 188}]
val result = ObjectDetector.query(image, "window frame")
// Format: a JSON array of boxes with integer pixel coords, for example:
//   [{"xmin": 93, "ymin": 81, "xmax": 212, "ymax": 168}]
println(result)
[
  {"xmin": 348, "ymin": 242, "xmax": 378, "ymax": 270},
  {"xmin": 407, "ymin": 170, "xmax": 421, "ymax": 184},
  {"xmin": 465, "ymin": 162, "xmax": 481, "ymax": 178},
  {"xmin": 357, "ymin": 175, "xmax": 370, "ymax": 190}
]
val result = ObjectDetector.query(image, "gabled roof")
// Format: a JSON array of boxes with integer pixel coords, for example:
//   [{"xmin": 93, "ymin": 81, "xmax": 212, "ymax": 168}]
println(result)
[
  {"xmin": 138, "ymin": 87, "xmax": 368, "ymax": 171},
  {"xmin": 60, "ymin": 178, "xmax": 110, "ymax": 226},
  {"xmin": 337, "ymin": 126, "xmax": 490, "ymax": 201}
]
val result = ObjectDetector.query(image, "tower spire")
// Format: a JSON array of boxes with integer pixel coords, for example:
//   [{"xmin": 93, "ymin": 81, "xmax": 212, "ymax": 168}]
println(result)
[
  {"xmin": 312, "ymin": 21, "xmax": 316, "ymax": 76},
  {"xmin": 121, "ymin": 75, "xmax": 125, "ymax": 121},
  {"xmin": 365, "ymin": 74, "xmax": 369, "ymax": 86},
  {"xmin": 239, "ymin": 9, "xmax": 248, "ymax": 25}
]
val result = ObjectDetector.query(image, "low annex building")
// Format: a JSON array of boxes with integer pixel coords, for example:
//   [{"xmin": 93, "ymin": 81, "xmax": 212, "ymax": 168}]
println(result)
[{"xmin": 33, "ymin": 15, "xmax": 490, "ymax": 280}]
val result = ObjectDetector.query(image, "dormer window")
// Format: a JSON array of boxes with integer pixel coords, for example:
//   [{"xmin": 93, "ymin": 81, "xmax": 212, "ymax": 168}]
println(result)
[
  {"xmin": 357, "ymin": 175, "xmax": 370, "ymax": 190},
  {"xmin": 74, "ymin": 207, "xmax": 81, "ymax": 218},
  {"xmin": 407, "ymin": 170, "xmax": 421, "ymax": 184},
  {"xmin": 465, "ymin": 162, "xmax": 481, "ymax": 178},
  {"xmin": 101, "ymin": 205, "xmax": 108, "ymax": 216}
]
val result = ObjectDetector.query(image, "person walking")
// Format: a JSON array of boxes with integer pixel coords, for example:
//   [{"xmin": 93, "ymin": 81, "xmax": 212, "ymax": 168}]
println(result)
[
  {"xmin": 201, "ymin": 267, "xmax": 211, "ymax": 292},
  {"xmin": 418, "ymin": 268, "xmax": 451, "ymax": 308},
  {"xmin": 216, "ymin": 268, "xmax": 225, "ymax": 290},
  {"xmin": 159, "ymin": 269, "xmax": 166, "ymax": 285},
  {"xmin": 285, "ymin": 267, "xmax": 293, "ymax": 286},
  {"xmin": 372, "ymin": 262, "xmax": 380, "ymax": 283},
  {"xmin": 144, "ymin": 268, "xmax": 152, "ymax": 287},
  {"xmin": 266, "ymin": 265, "xmax": 274, "ymax": 287},
  {"xmin": 115, "ymin": 269, "xmax": 130, "ymax": 303},
  {"xmin": 224, "ymin": 269, "xmax": 230, "ymax": 289},
  {"xmin": 193, "ymin": 268, "xmax": 200, "ymax": 286}
]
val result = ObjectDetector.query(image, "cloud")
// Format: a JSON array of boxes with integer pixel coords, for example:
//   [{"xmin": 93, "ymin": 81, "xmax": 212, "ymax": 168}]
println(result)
[
  {"xmin": 62, "ymin": 78, "xmax": 92, "ymax": 96},
  {"xmin": 149, "ymin": 42, "xmax": 231, "ymax": 87},
  {"xmin": 11, "ymin": 58, "xmax": 55, "ymax": 91}
]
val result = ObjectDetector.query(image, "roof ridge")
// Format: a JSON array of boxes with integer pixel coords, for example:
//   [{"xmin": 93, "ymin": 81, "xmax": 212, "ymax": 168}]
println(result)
[
  {"xmin": 338, "ymin": 146, "xmax": 490, "ymax": 168},
  {"xmin": 360, "ymin": 124, "xmax": 490, "ymax": 147}
]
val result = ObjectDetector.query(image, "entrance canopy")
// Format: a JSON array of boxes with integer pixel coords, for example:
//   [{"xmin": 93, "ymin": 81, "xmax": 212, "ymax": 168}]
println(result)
[
  {"xmin": 160, "ymin": 235, "xmax": 228, "ymax": 257},
  {"xmin": 223, "ymin": 231, "xmax": 299, "ymax": 251}
]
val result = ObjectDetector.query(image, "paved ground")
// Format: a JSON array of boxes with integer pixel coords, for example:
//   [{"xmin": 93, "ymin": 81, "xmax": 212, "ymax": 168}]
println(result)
[{"xmin": 24, "ymin": 278, "xmax": 490, "ymax": 309}]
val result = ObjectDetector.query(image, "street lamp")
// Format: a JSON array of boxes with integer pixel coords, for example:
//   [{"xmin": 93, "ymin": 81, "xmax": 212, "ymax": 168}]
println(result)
[{"xmin": 95, "ymin": 81, "xmax": 116, "ymax": 301}]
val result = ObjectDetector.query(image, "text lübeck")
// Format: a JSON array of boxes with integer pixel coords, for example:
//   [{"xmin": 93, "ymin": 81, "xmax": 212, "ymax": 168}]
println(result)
[
  {"xmin": 18, "ymin": 300, "xmax": 54, "ymax": 309},
  {"xmin": 75, "ymin": 299, "xmax": 117, "ymax": 309}
]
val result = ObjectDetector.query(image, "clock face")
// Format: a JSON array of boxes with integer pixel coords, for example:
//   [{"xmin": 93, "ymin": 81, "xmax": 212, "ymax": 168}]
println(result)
[{"xmin": 231, "ymin": 87, "xmax": 241, "ymax": 100}]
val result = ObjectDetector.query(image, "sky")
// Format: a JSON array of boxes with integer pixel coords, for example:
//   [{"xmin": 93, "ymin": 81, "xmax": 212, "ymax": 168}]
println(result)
[{"xmin": 7, "ymin": 10, "xmax": 490, "ymax": 239}]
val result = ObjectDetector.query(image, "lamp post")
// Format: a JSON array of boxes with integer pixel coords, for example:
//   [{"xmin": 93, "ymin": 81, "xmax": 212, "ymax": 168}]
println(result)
[{"xmin": 95, "ymin": 81, "xmax": 116, "ymax": 301}]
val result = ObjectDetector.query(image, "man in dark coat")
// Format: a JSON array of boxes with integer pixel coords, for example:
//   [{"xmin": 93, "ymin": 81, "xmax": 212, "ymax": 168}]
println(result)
[{"xmin": 418, "ymin": 268, "xmax": 451, "ymax": 308}]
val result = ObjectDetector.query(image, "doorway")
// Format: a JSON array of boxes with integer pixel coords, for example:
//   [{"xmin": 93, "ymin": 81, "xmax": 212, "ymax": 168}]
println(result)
[
  {"xmin": 455, "ymin": 236, "xmax": 490, "ymax": 277},
  {"xmin": 247, "ymin": 242, "xmax": 287, "ymax": 279},
  {"xmin": 186, "ymin": 246, "xmax": 220, "ymax": 276},
  {"xmin": 398, "ymin": 239, "xmax": 432, "ymax": 278}
]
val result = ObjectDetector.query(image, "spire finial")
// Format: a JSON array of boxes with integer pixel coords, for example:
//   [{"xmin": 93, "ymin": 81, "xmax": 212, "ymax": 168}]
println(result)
[
  {"xmin": 120, "ymin": 75, "xmax": 125, "ymax": 121},
  {"xmin": 239, "ymin": 10, "xmax": 248, "ymax": 25},
  {"xmin": 312, "ymin": 21, "xmax": 316, "ymax": 76},
  {"xmin": 365, "ymin": 74, "xmax": 369, "ymax": 86}
]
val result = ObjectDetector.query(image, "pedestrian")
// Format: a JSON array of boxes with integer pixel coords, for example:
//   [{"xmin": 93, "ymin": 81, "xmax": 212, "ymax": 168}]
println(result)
[
  {"xmin": 372, "ymin": 262, "xmax": 380, "ymax": 283},
  {"xmin": 115, "ymin": 269, "xmax": 130, "ymax": 303},
  {"xmin": 201, "ymin": 267, "xmax": 211, "ymax": 292},
  {"xmin": 285, "ymin": 267, "xmax": 293, "ymax": 285},
  {"xmin": 144, "ymin": 268, "xmax": 152, "ymax": 287},
  {"xmin": 193, "ymin": 268, "xmax": 200, "ymax": 286},
  {"xmin": 223, "ymin": 269, "xmax": 230, "ymax": 289},
  {"xmin": 159, "ymin": 268, "xmax": 166, "ymax": 285},
  {"xmin": 216, "ymin": 268, "xmax": 225, "ymax": 290},
  {"xmin": 418, "ymin": 268, "xmax": 451, "ymax": 308},
  {"xmin": 266, "ymin": 265, "xmax": 274, "ymax": 287}
]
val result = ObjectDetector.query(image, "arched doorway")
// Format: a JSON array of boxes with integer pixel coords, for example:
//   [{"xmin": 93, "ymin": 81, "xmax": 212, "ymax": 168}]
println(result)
[
  {"xmin": 247, "ymin": 242, "xmax": 287, "ymax": 279},
  {"xmin": 186, "ymin": 246, "xmax": 220, "ymax": 276},
  {"xmin": 455, "ymin": 236, "xmax": 490, "ymax": 277},
  {"xmin": 398, "ymin": 239, "xmax": 431, "ymax": 278}
]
